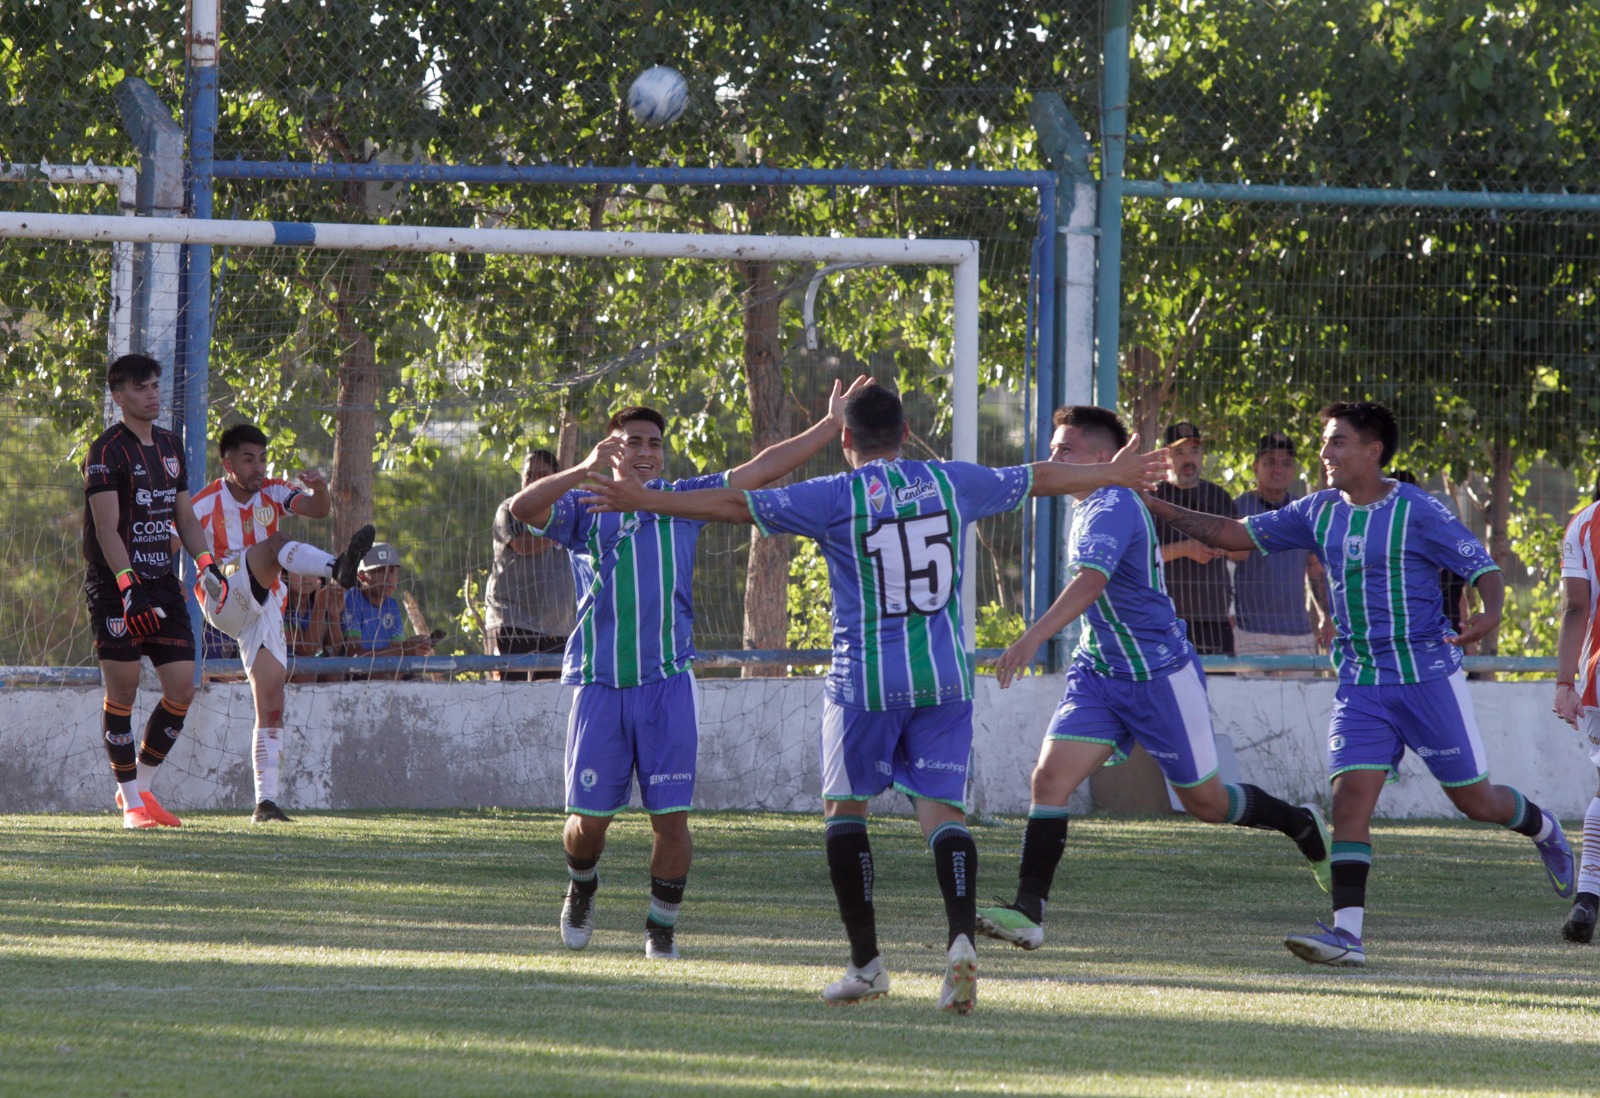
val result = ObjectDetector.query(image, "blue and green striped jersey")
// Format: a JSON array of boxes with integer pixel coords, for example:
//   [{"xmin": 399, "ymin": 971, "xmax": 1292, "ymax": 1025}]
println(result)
[
  {"xmin": 537, "ymin": 472, "xmax": 725, "ymax": 687},
  {"xmin": 747, "ymin": 459, "xmax": 1032, "ymax": 710},
  {"xmin": 1069, "ymin": 486, "xmax": 1193, "ymax": 680},
  {"xmin": 1242, "ymin": 482, "xmax": 1499, "ymax": 685}
]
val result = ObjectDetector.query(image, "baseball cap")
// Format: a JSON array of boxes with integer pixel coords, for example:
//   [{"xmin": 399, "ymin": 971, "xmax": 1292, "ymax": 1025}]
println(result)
[
  {"xmin": 1256, "ymin": 431, "xmax": 1295, "ymax": 456},
  {"xmin": 1162, "ymin": 422, "xmax": 1202, "ymax": 446},
  {"xmin": 360, "ymin": 542, "xmax": 401, "ymax": 570}
]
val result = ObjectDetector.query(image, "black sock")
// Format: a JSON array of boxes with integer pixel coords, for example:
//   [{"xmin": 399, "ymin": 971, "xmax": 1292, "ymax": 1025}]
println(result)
[
  {"xmin": 647, "ymin": 874, "xmax": 686, "ymax": 933},
  {"xmin": 1015, "ymin": 812, "xmax": 1068, "ymax": 924},
  {"xmin": 930, "ymin": 821, "xmax": 978, "ymax": 949},
  {"xmin": 1228, "ymin": 784, "xmax": 1324, "ymax": 858},
  {"xmin": 102, "ymin": 699, "xmax": 136, "ymax": 786},
  {"xmin": 137, "ymin": 695, "xmax": 188, "ymax": 770},
  {"xmin": 566, "ymin": 852, "xmax": 599, "ymax": 897},
  {"xmin": 1507, "ymin": 791, "xmax": 1547, "ymax": 837},
  {"xmin": 825, "ymin": 815, "xmax": 878, "ymax": 969},
  {"xmin": 1330, "ymin": 842, "xmax": 1372, "ymax": 914}
]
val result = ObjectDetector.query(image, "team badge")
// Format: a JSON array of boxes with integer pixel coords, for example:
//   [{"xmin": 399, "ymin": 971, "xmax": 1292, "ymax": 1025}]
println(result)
[
  {"xmin": 1456, "ymin": 540, "xmax": 1476, "ymax": 556},
  {"xmin": 107, "ymin": 617, "xmax": 127, "ymax": 638},
  {"xmin": 1343, "ymin": 535, "xmax": 1365, "ymax": 559},
  {"xmin": 580, "ymin": 768, "xmax": 599, "ymax": 790},
  {"xmin": 163, "ymin": 456, "xmax": 181, "ymax": 478},
  {"xmin": 866, "ymin": 476, "xmax": 887, "ymax": 511},
  {"xmin": 255, "ymin": 504, "xmax": 277, "ymax": 528}
]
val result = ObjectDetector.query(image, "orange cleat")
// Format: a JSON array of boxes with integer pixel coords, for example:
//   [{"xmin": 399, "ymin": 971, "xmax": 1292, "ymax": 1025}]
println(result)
[
  {"xmin": 122, "ymin": 806, "xmax": 159, "ymax": 829},
  {"xmin": 116, "ymin": 788, "xmax": 182, "ymax": 827}
]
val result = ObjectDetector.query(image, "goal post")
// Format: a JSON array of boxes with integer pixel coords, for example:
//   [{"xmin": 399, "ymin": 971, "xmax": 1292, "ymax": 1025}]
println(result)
[{"xmin": 0, "ymin": 210, "xmax": 987, "ymax": 647}]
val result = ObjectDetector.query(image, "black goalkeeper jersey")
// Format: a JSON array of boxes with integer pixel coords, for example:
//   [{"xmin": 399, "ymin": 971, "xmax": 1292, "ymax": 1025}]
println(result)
[{"xmin": 82, "ymin": 421, "xmax": 188, "ymax": 587}]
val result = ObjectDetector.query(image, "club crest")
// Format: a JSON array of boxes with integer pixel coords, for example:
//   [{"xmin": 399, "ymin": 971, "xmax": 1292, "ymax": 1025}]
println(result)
[
  {"xmin": 1343, "ymin": 535, "xmax": 1365, "ymax": 560},
  {"xmin": 163, "ymin": 456, "xmax": 181, "ymax": 478},
  {"xmin": 254, "ymin": 504, "xmax": 277, "ymax": 528}
]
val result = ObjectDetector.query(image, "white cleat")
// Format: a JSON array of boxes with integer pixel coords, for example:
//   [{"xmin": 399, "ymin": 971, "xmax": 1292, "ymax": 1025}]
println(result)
[
  {"xmin": 560, "ymin": 886, "xmax": 595, "ymax": 950},
  {"xmin": 821, "ymin": 956, "xmax": 890, "ymax": 1005},
  {"xmin": 937, "ymin": 934, "xmax": 978, "ymax": 1014}
]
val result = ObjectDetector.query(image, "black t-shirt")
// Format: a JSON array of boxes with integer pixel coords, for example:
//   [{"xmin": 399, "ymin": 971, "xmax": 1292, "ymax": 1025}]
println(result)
[
  {"xmin": 1151, "ymin": 479, "xmax": 1235, "ymax": 623},
  {"xmin": 82, "ymin": 421, "xmax": 188, "ymax": 587}
]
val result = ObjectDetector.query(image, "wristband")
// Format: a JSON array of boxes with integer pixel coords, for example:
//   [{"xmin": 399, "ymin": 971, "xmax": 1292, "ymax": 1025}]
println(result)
[
  {"xmin": 196, "ymin": 552, "xmax": 216, "ymax": 570},
  {"xmin": 1556, "ymin": 680, "xmax": 1575, "ymax": 689},
  {"xmin": 115, "ymin": 568, "xmax": 136, "ymax": 591}
]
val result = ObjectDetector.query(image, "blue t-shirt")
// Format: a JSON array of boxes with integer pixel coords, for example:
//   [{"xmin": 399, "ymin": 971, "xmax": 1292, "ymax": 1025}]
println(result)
[
  {"xmin": 1234, "ymin": 491, "xmax": 1316, "ymax": 635},
  {"xmin": 341, "ymin": 588, "xmax": 404, "ymax": 652},
  {"xmin": 537, "ymin": 472, "xmax": 725, "ymax": 688},
  {"xmin": 1242, "ymin": 481, "xmax": 1499, "ymax": 685},
  {"xmin": 1069, "ymin": 486, "xmax": 1194, "ymax": 681},
  {"xmin": 747, "ymin": 458, "xmax": 1032, "ymax": 710}
]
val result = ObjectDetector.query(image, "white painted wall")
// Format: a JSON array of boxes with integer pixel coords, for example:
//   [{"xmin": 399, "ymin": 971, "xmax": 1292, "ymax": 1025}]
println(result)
[{"xmin": 3, "ymin": 675, "xmax": 1591, "ymax": 817}]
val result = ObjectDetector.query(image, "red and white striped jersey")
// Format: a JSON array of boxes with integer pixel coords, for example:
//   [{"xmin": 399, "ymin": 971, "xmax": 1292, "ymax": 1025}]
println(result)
[
  {"xmin": 1560, "ymin": 501, "xmax": 1600, "ymax": 706},
  {"xmin": 190, "ymin": 476, "xmax": 306, "ymax": 594}
]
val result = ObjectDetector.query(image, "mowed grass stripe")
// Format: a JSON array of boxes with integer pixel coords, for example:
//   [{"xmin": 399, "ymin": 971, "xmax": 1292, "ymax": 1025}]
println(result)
[{"xmin": 1, "ymin": 810, "xmax": 1596, "ymax": 1097}]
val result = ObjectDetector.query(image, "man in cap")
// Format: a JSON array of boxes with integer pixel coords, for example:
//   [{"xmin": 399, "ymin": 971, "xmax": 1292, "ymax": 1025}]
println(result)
[
  {"xmin": 337, "ymin": 541, "xmax": 436, "ymax": 661},
  {"xmin": 1233, "ymin": 431, "xmax": 1333, "ymax": 664},
  {"xmin": 1150, "ymin": 422, "xmax": 1240, "ymax": 656}
]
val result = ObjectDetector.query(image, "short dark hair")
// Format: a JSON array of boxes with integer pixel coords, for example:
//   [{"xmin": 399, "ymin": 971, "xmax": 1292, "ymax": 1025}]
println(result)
[
  {"xmin": 523, "ymin": 448, "xmax": 559, "ymax": 479},
  {"xmin": 1320, "ymin": 400, "xmax": 1398, "ymax": 466},
  {"xmin": 1051, "ymin": 405, "xmax": 1129, "ymax": 452},
  {"xmin": 607, "ymin": 406, "xmax": 667, "ymax": 435},
  {"xmin": 219, "ymin": 422, "xmax": 269, "ymax": 458},
  {"xmin": 844, "ymin": 385, "xmax": 905, "ymax": 455},
  {"xmin": 107, "ymin": 353, "xmax": 161, "ymax": 391}
]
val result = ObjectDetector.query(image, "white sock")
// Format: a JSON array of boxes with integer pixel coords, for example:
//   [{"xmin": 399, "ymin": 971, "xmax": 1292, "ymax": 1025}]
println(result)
[
  {"xmin": 1532, "ymin": 811, "xmax": 1555, "ymax": 843},
  {"xmin": 1333, "ymin": 906, "xmax": 1365, "ymax": 940},
  {"xmin": 278, "ymin": 540, "xmax": 337, "ymax": 578},
  {"xmin": 253, "ymin": 726, "xmax": 283, "ymax": 803},
  {"xmin": 1579, "ymin": 795, "xmax": 1600, "ymax": 897},
  {"xmin": 136, "ymin": 760, "xmax": 156, "ymax": 792},
  {"xmin": 119, "ymin": 780, "xmax": 143, "ymax": 810}
]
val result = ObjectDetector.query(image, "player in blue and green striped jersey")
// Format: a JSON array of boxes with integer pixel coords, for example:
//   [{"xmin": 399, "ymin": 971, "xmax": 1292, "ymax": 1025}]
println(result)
[
  {"xmin": 975, "ymin": 406, "xmax": 1331, "ymax": 954},
  {"xmin": 1145, "ymin": 400, "xmax": 1575, "ymax": 968},
  {"xmin": 510, "ymin": 376, "xmax": 871, "ymax": 961},
  {"xmin": 578, "ymin": 384, "xmax": 1170, "ymax": 1013}
]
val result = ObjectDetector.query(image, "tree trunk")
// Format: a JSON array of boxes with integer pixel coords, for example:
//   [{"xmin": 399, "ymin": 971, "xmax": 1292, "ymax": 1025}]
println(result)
[{"xmin": 740, "ymin": 257, "xmax": 790, "ymax": 676}]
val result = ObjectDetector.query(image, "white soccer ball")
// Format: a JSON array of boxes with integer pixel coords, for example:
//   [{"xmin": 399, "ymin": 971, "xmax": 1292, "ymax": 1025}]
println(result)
[{"xmin": 628, "ymin": 66, "xmax": 688, "ymax": 128}]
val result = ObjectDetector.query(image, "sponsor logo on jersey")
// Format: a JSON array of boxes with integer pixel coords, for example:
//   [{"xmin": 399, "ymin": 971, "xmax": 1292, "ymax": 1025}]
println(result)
[
  {"xmin": 164, "ymin": 456, "xmax": 181, "ymax": 478},
  {"xmin": 1413, "ymin": 745, "xmax": 1462, "ymax": 759},
  {"xmin": 1456, "ymin": 540, "xmax": 1477, "ymax": 556},
  {"xmin": 892, "ymin": 480, "xmax": 937, "ymax": 506},
  {"xmin": 1076, "ymin": 532, "xmax": 1119, "ymax": 557},
  {"xmin": 875, "ymin": 760, "xmax": 893, "ymax": 776},
  {"xmin": 135, "ymin": 489, "xmax": 152, "ymax": 506},
  {"xmin": 914, "ymin": 757, "xmax": 967, "ymax": 774},
  {"xmin": 580, "ymin": 768, "xmax": 598, "ymax": 790},
  {"xmin": 1343, "ymin": 535, "xmax": 1365, "ymax": 559},
  {"xmin": 255, "ymin": 504, "xmax": 277, "ymax": 528},
  {"xmin": 133, "ymin": 464, "xmax": 145, "ymax": 476},
  {"xmin": 132, "ymin": 520, "xmax": 172, "ymax": 537},
  {"xmin": 87, "ymin": 463, "xmax": 109, "ymax": 475},
  {"xmin": 647, "ymin": 771, "xmax": 693, "ymax": 786},
  {"xmin": 866, "ymin": 476, "xmax": 887, "ymax": 512}
]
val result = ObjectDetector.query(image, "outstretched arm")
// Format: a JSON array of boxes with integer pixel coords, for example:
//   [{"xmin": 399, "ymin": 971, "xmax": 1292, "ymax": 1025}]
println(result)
[
  {"xmin": 725, "ymin": 375, "xmax": 871, "ymax": 491},
  {"xmin": 1029, "ymin": 436, "xmax": 1169, "ymax": 497},
  {"xmin": 579, "ymin": 478, "xmax": 756, "ymax": 525},
  {"xmin": 509, "ymin": 436, "xmax": 624, "ymax": 530},
  {"xmin": 1142, "ymin": 492, "xmax": 1258, "ymax": 552},
  {"xmin": 992, "ymin": 567, "xmax": 1110, "ymax": 688}
]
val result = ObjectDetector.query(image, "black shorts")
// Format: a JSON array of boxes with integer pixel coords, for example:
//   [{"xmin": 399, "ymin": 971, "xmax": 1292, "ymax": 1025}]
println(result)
[
  {"xmin": 489, "ymin": 627, "xmax": 566, "ymax": 682},
  {"xmin": 86, "ymin": 572, "xmax": 196, "ymax": 666}
]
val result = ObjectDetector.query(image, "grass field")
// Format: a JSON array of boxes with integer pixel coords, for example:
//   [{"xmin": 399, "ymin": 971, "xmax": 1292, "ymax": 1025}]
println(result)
[{"xmin": 1, "ymin": 808, "xmax": 1596, "ymax": 1097}]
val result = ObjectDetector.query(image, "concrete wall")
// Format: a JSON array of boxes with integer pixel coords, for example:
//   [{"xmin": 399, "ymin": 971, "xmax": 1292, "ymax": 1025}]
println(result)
[{"xmin": 3, "ymin": 674, "xmax": 1592, "ymax": 817}]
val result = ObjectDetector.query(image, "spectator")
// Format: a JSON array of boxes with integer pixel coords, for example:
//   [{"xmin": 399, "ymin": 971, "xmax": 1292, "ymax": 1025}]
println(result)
[
  {"xmin": 1234, "ymin": 431, "xmax": 1333, "ymax": 664},
  {"xmin": 284, "ymin": 571, "xmax": 340, "ymax": 683},
  {"xmin": 485, "ymin": 450, "xmax": 576, "ymax": 681},
  {"xmin": 336, "ymin": 542, "xmax": 435, "ymax": 673},
  {"xmin": 1151, "ymin": 422, "xmax": 1239, "ymax": 656}
]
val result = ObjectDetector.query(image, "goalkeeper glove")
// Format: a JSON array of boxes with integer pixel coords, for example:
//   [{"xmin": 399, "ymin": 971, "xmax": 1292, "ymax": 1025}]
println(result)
[{"xmin": 116, "ymin": 569, "xmax": 162, "ymax": 638}]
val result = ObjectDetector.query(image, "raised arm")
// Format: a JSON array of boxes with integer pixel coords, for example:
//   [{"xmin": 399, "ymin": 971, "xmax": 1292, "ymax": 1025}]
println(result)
[
  {"xmin": 291, "ymin": 467, "xmax": 333, "ymax": 519},
  {"xmin": 509, "ymin": 436, "xmax": 624, "ymax": 530},
  {"xmin": 1029, "ymin": 435, "xmax": 1169, "ymax": 497},
  {"xmin": 1555, "ymin": 576, "xmax": 1590, "ymax": 727},
  {"xmin": 1141, "ymin": 491, "xmax": 1258, "ymax": 552},
  {"xmin": 579, "ymin": 477, "xmax": 755, "ymax": 525},
  {"xmin": 992, "ymin": 567, "xmax": 1109, "ymax": 688},
  {"xmin": 724, "ymin": 375, "xmax": 870, "ymax": 491}
]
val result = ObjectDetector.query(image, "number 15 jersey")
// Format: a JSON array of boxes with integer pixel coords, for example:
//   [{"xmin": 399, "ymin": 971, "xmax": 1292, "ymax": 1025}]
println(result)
[{"xmin": 747, "ymin": 459, "xmax": 1033, "ymax": 710}]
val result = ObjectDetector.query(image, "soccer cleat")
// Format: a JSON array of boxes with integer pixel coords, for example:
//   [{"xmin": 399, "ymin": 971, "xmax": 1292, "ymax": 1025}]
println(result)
[
  {"xmin": 122, "ymin": 806, "xmax": 160, "ymax": 829},
  {"xmin": 820, "ymin": 957, "xmax": 889, "ymax": 1005},
  {"xmin": 116, "ymin": 788, "xmax": 181, "ymax": 827},
  {"xmin": 252, "ymin": 799, "xmax": 294, "ymax": 824},
  {"xmin": 644, "ymin": 925, "xmax": 680, "ymax": 960},
  {"xmin": 975, "ymin": 902, "xmax": 1044, "ymax": 950},
  {"xmin": 1562, "ymin": 894, "xmax": 1598, "ymax": 944},
  {"xmin": 332, "ymin": 524, "xmax": 377, "ymax": 589},
  {"xmin": 1300, "ymin": 802, "xmax": 1333, "ymax": 894},
  {"xmin": 937, "ymin": 934, "xmax": 978, "ymax": 1014},
  {"xmin": 560, "ymin": 884, "xmax": 596, "ymax": 950},
  {"xmin": 1284, "ymin": 921, "xmax": 1365, "ymax": 968},
  {"xmin": 1535, "ymin": 812, "xmax": 1576, "ymax": 898}
]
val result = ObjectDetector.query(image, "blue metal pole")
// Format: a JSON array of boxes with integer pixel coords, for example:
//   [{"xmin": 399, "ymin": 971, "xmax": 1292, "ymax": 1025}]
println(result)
[
  {"xmin": 1095, "ymin": 0, "xmax": 1130, "ymax": 411},
  {"xmin": 1123, "ymin": 178, "xmax": 1600, "ymax": 211}
]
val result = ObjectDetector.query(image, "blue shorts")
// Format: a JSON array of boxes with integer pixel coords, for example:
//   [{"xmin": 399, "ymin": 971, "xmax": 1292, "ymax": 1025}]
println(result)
[
  {"xmin": 1328, "ymin": 671, "xmax": 1487, "ymax": 786},
  {"xmin": 1044, "ymin": 657, "xmax": 1219, "ymax": 787},
  {"xmin": 820, "ymin": 698, "xmax": 973, "ymax": 809},
  {"xmin": 565, "ymin": 672, "xmax": 698, "ymax": 815}
]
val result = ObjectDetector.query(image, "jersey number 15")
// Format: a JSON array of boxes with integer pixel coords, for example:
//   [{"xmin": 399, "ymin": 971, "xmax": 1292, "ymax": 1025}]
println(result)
[{"xmin": 861, "ymin": 512, "xmax": 954, "ymax": 617}]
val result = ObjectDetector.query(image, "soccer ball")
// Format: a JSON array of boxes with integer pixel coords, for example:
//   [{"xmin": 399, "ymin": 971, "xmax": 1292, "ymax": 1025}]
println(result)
[{"xmin": 627, "ymin": 66, "xmax": 689, "ymax": 128}]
